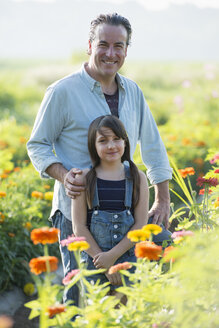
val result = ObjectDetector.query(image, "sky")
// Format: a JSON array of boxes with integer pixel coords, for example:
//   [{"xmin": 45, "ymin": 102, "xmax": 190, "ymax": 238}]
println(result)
[
  {"xmin": 1, "ymin": 0, "xmax": 219, "ymax": 60},
  {"xmin": 12, "ymin": 0, "xmax": 219, "ymax": 10}
]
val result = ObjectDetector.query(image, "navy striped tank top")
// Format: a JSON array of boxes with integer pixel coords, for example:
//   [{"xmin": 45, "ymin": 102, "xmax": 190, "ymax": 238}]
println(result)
[{"xmin": 87, "ymin": 178, "xmax": 134, "ymax": 228}]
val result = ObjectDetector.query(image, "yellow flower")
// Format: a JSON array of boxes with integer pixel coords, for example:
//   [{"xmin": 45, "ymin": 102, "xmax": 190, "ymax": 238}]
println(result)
[
  {"xmin": 214, "ymin": 199, "xmax": 219, "ymax": 208},
  {"xmin": 24, "ymin": 222, "xmax": 32, "ymax": 230},
  {"xmin": 86, "ymin": 311, "xmax": 104, "ymax": 322},
  {"xmin": 143, "ymin": 224, "xmax": 162, "ymax": 235},
  {"xmin": 173, "ymin": 236, "xmax": 184, "ymax": 244},
  {"xmin": 44, "ymin": 191, "xmax": 54, "ymax": 201},
  {"xmin": 67, "ymin": 240, "xmax": 89, "ymax": 252},
  {"xmin": 127, "ymin": 229, "xmax": 151, "ymax": 242},
  {"xmin": 23, "ymin": 283, "xmax": 35, "ymax": 296}
]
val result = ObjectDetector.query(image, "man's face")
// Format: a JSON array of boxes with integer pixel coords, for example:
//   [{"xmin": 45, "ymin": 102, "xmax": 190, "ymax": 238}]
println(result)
[{"xmin": 88, "ymin": 23, "xmax": 128, "ymax": 81}]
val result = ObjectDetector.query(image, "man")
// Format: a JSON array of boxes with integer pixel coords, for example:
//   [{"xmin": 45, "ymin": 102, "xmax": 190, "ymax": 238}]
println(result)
[{"xmin": 27, "ymin": 13, "xmax": 172, "ymax": 305}]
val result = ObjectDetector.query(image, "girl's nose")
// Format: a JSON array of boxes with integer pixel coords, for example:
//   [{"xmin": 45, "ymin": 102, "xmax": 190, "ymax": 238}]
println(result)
[{"xmin": 107, "ymin": 140, "xmax": 115, "ymax": 148}]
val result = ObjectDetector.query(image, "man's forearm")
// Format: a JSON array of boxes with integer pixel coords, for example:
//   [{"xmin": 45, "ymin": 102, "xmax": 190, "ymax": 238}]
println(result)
[
  {"xmin": 45, "ymin": 163, "xmax": 68, "ymax": 184},
  {"xmin": 154, "ymin": 180, "xmax": 170, "ymax": 203}
]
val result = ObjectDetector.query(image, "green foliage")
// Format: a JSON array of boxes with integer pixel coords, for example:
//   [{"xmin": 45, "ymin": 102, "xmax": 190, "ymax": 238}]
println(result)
[
  {"xmin": 0, "ymin": 122, "xmax": 56, "ymax": 290},
  {"xmin": 25, "ymin": 228, "xmax": 219, "ymax": 328}
]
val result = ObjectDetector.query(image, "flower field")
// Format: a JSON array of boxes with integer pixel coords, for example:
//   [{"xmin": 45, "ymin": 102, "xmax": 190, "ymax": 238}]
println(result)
[{"xmin": 0, "ymin": 59, "xmax": 219, "ymax": 327}]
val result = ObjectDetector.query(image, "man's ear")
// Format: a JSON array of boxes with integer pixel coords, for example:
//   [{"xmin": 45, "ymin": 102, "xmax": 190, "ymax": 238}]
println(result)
[{"xmin": 87, "ymin": 40, "xmax": 92, "ymax": 55}]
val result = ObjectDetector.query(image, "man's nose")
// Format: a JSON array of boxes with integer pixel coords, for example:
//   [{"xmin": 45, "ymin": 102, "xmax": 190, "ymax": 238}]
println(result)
[{"xmin": 106, "ymin": 46, "xmax": 115, "ymax": 57}]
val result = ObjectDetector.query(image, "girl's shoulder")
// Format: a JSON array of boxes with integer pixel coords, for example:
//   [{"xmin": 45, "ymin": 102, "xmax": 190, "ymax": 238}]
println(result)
[{"xmin": 137, "ymin": 169, "xmax": 148, "ymax": 184}]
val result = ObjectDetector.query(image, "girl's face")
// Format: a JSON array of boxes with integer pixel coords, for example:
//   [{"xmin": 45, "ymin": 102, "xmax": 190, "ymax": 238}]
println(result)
[{"xmin": 95, "ymin": 127, "xmax": 125, "ymax": 164}]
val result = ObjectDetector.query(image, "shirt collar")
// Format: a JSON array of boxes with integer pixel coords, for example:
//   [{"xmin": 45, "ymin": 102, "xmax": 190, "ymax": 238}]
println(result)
[{"xmin": 80, "ymin": 63, "xmax": 125, "ymax": 92}]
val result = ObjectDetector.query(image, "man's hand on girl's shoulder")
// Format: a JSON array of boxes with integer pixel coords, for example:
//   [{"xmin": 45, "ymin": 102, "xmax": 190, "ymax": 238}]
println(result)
[{"xmin": 64, "ymin": 167, "xmax": 87, "ymax": 199}]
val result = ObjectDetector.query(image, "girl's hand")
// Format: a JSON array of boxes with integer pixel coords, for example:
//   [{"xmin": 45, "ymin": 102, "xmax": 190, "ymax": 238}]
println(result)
[
  {"xmin": 105, "ymin": 271, "xmax": 122, "ymax": 286},
  {"xmin": 93, "ymin": 251, "xmax": 117, "ymax": 269}
]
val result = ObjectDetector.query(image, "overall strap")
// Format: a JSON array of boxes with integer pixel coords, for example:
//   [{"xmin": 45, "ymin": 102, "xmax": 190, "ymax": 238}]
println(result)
[
  {"xmin": 92, "ymin": 180, "xmax": 100, "ymax": 209},
  {"xmin": 124, "ymin": 164, "xmax": 133, "ymax": 209}
]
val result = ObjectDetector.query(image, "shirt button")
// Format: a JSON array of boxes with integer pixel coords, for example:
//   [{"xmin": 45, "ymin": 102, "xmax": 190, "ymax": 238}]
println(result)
[
  {"xmin": 114, "ymin": 214, "xmax": 118, "ymax": 219},
  {"xmin": 94, "ymin": 210, "xmax": 98, "ymax": 215},
  {"xmin": 114, "ymin": 224, "xmax": 118, "ymax": 229},
  {"xmin": 113, "ymin": 234, "xmax": 117, "ymax": 239}
]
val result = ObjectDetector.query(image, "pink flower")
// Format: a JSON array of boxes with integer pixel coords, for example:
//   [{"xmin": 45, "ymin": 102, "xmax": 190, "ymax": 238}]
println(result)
[
  {"xmin": 60, "ymin": 234, "xmax": 85, "ymax": 247},
  {"xmin": 171, "ymin": 230, "xmax": 194, "ymax": 239},
  {"xmin": 210, "ymin": 153, "xmax": 219, "ymax": 164},
  {"xmin": 182, "ymin": 80, "xmax": 191, "ymax": 88},
  {"xmin": 62, "ymin": 269, "xmax": 80, "ymax": 285},
  {"xmin": 196, "ymin": 177, "xmax": 218, "ymax": 187}
]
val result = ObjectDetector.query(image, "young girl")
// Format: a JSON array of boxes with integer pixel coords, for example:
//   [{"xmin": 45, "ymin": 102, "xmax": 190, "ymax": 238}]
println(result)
[{"xmin": 72, "ymin": 115, "xmax": 149, "ymax": 287}]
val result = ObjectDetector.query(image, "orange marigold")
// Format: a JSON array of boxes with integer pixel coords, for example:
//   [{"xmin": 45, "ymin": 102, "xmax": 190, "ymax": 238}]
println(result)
[
  {"xmin": 135, "ymin": 241, "xmax": 162, "ymax": 260},
  {"xmin": 24, "ymin": 222, "xmax": 32, "ymax": 230},
  {"xmin": 19, "ymin": 137, "xmax": 27, "ymax": 144},
  {"xmin": 163, "ymin": 246, "xmax": 176, "ymax": 263},
  {"xmin": 108, "ymin": 262, "xmax": 132, "ymax": 274},
  {"xmin": 0, "ymin": 173, "xmax": 8, "ymax": 179},
  {"xmin": 14, "ymin": 167, "xmax": 21, "ymax": 172},
  {"xmin": 31, "ymin": 227, "xmax": 59, "ymax": 245},
  {"xmin": 31, "ymin": 191, "xmax": 43, "ymax": 199},
  {"xmin": 47, "ymin": 304, "xmax": 66, "ymax": 318},
  {"xmin": 182, "ymin": 138, "xmax": 191, "ymax": 146},
  {"xmin": 29, "ymin": 256, "xmax": 58, "ymax": 275},
  {"xmin": 0, "ymin": 191, "xmax": 6, "ymax": 198},
  {"xmin": 193, "ymin": 157, "xmax": 204, "ymax": 167},
  {"xmin": 43, "ymin": 184, "xmax": 51, "ymax": 190},
  {"xmin": 199, "ymin": 188, "xmax": 212, "ymax": 195},
  {"xmin": 178, "ymin": 167, "xmax": 195, "ymax": 178}
]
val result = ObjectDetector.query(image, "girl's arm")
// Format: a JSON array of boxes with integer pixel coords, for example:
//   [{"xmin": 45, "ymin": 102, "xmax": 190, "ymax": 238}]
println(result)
[
  {"xmin": 71, "ymin": 170, "xmax": 103, "ymax": 258},
  {"xmin": 93, "ymin": 170, "xmax": 149, "ymax": 269}
]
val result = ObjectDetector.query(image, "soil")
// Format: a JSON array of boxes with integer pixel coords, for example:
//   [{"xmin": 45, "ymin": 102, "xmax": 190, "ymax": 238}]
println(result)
[{"xmin": 12, "ymin": 296, "xmax": 39, "ymax": 328}]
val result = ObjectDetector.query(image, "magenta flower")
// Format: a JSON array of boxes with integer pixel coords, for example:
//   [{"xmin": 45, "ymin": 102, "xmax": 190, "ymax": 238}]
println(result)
[
  {"xmin": 60, "ymin": 234, "xmax": 86, "ymax": 247},
  {"xmin": 171, "ymin": 230, "xmax": 194, "ymax": 239},
  {"xmin": 62, "ymin": 269, "xmax": 80, "ymax": 285},
  {"xmin": 196, "ymin": 177, "xmax": 218, "ymax": 187}
]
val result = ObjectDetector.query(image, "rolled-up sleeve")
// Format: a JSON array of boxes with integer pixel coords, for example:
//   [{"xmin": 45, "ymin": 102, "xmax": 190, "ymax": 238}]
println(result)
[
  {"xmin": 138, "ymin": 89, "xmax": 172, "ymax": 185},
  {"xmin": 26, "ymin": 86, "xmax": 65, "ymax": 179}
]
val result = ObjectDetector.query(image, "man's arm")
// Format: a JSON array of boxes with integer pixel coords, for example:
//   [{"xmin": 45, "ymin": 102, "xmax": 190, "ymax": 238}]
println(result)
[
  {"xmin": 137, "ymin": 89, "xmax": 172, "ymax": 228},
  {"xmin": 148, "ymin": 180, "xmax": 170, "ymax": 229}
]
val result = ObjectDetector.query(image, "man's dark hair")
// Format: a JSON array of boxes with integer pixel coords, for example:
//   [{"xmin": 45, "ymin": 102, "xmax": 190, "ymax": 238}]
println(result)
[{"xmin": 89, "ymin": 13, "xmax": 132, "ymax": 46}]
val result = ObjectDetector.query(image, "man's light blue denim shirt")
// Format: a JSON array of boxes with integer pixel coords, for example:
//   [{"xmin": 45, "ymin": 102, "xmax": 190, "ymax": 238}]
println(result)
[{"xmin": 27, "ymin": 64, "xmax": 172, "ymax": 221}]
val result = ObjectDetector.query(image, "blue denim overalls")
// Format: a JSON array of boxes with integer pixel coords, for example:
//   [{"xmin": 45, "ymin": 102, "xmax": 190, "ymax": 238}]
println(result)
[{"xmin": 81, "ymin": 165, "xmax": 136, "ymax": 288}]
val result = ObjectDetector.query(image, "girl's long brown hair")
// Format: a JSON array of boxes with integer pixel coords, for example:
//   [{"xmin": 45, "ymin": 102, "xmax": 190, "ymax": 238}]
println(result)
[{"xmin": 86, "ymin": 115, "xmax": 140, "ymax": 209}]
